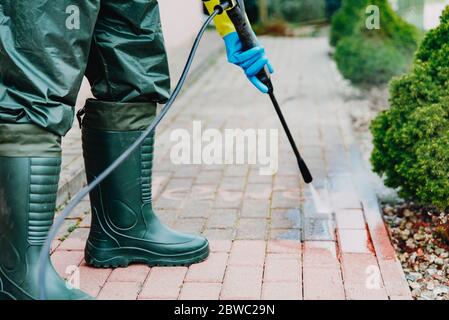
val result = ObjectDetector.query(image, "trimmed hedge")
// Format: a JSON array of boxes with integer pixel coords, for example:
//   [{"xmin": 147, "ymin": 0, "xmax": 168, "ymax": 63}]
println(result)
[
  {"xmin": 330, "ymin": 0, "xmax": 368, "ymax": 47},
  {"xmin": 370, "ymin": 8, "xmax": 449, "ymax": 210},
  {"xmin": 335, "ymin": 36, "xmax": 409, "ymax": 86},
  {"xmin": 333, "ymin": 0, "xmax": 419, "ymax": 86}
]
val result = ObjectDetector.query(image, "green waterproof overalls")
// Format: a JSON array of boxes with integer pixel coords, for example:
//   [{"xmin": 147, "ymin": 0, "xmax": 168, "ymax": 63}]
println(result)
[
  {"xmin": 0, "ymin": 0, "xmax": 209, "ymax": 300},
  {"xmin": 0, "ymin": 0, "xmax": 170, "ymax": 140}
]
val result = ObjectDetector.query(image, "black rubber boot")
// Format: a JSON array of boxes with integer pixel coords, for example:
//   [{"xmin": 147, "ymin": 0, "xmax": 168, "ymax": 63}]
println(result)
[
  {"xmin": 80, "ymin": 100, "xmax": 209, "ymax": 268},
  {"xmin": 0, "ymin": 156, "xmax": 91, "ymax": 300}
]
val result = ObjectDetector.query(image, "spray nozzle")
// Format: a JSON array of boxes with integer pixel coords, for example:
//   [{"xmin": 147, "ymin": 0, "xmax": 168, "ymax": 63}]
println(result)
[{"xmin": 208, "ymin": 0, "xmax": 234, "ymax": 14}]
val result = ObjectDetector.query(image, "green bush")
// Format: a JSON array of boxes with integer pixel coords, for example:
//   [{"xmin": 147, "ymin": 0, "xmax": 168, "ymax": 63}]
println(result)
[
  {"xmin": 330, "ymin": 0, "xmax": 368, "ymax": 47},
  {"xmin": 276, "ymin": 0, "xmax": 326, "ymax": 23},
  {"xmin": 334, "ymin": 36, "xmax": 408, "ymax": 85},
  {"xmin": 370, "ymin": 8, "xmax": 449, "ymax": 210},
  {"xmin": 325, "ymin": 0, "xmax": 342, "ymax": 20},
  {"xmin": 334, "ymin": 0, "xmax": 419, "ymax": 86}
]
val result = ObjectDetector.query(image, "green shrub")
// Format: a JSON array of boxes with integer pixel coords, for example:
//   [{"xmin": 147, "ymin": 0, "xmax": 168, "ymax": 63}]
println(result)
[
  {"xmin": 325, "ymin": 0, "xmax": 342, "ymax": 20},
  {"xmin": 330, "ymin": 0, "xmax": 368, "ymax": 47},
  {"xmin": 370, "ymin": 8, "xmax": 449, "ymax": 210},
  {"xmin": 334, "ymin": 36, "xmax": 408, "ymax": 85},
  {"xmin": 334, "ymin": 0, "xmax": 419, "ymax": 86},
  {"xmin": 277, "ymin": 0, "xmax": 326, "ymax": 23}
]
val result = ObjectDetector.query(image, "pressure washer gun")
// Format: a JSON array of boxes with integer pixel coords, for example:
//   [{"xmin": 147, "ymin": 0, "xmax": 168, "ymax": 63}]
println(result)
[{"xmin": 214, "ymin": 0, "xmax": 313, "ymax": 183}]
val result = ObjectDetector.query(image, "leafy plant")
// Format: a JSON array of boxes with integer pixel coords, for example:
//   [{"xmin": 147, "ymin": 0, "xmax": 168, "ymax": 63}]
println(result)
[
  {"xmin": 330, "ymin": 0, "xmax": 368, "ymax": 47},
  {"xmin": 370, "ymin": 8, "xmax": 449, "ymax": 210},
  {"xmin": 333, "ymin": 0, "xmax": 419, "ymax": 86},
  {"xmin": 334, "ymin": 37, "xmax": 408, "ymax": 85}
]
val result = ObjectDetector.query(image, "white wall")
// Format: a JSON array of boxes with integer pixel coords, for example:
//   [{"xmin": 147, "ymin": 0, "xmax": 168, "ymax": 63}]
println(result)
[
  {"xmin": 424, "ymin": 0, "xmax": 449, "ymax": 30},
  {"xmin": 158, "ymin": 0, "xmax": 204, "ymax": 48}
]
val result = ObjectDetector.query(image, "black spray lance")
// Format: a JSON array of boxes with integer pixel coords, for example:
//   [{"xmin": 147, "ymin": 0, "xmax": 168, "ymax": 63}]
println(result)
[
  {"xmin": 222, "ymin": 0, "xmax": 313, "ymax": 184},
  {"xmin": 38, "ymin": 0, "xmax": 311, "ymax": 299}
]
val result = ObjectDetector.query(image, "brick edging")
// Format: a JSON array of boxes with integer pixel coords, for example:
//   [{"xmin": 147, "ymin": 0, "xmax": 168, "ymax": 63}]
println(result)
[{"xmin": 348, "ymin": 143, "xmax": 412, "ymax": 299}]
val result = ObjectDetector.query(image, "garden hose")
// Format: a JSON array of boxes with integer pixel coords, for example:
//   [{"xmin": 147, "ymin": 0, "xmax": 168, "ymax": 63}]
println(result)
[{"xmin": 38, "ymin": 3, "xmax": 230, "ymax": 300}]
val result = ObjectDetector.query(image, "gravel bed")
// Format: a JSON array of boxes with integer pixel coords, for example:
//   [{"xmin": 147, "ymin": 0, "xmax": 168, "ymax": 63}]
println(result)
[{"xmin": 383, "ymin": 203, "xmax": 449, "ymax": 300}]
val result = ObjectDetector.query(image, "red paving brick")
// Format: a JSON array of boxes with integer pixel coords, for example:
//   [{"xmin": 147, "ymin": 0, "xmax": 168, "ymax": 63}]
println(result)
[
  {"xmin": 370, "ymin": 222, "xmax": 398, "ymax": 260},
  {"xmin": 267, "ymin": 240, "xmax": 301, "ymax": 254},
  {"xmin": 221, "ymin": 266, "xmax": 263, "ymax": 300},
  {"xmin": 58, "ymin": 228, "xmax": 89, "ymax": 251},
  {"xmin": 97, "ymin": 281, "xmax": 141, "ymax": 300},
  {"xmin": 273, "ymin": 175, "xmax": 301, "ymax": 192},
  {"xmin": 303, "ymin": 267, "xmax": 345, "ymax": 300},
  {"xmin": 338, "ymin": 229, "xmax": 372, "ymax": 254},
  {"xmin": 335, "ymin": 209, "xmax": 366, "ymax": 229},
  {"xmin": 344, "ymin": 283, "xmax": 388, "ymax": 300},
  {"xmin": 236, "ymin": 218, "xmax": 268, "ymax": 239},
  {"xmin": 271, "ymin": 190, "xmax": 301, "ymax": 209},
  {"xmin": 209, "ymin": 240, "xmax": 232, "ymax": 253},
  {"xmin": 108, "ymin": 265, "xmax": 150, "ymax": 283},
  {"xmin": 228, "ymin": 240, "xmax": 266, "ymax": 266},
  {"xmin": 179, "ymin": 283, "xmax": 222, "ymax": 300},
  {"xmin": 341, "ymin": 253, "xmax": 388, "ymax": 300},
  {"xmin": 240, "ymin": 200, "xmax": 270, "ymax": 218},
  {"xmin": 262, "ymin": 282, "xmax": 302, "ymax": 300},
  {"xmin": 79, "ymin": 263, "xmax": 113, "ymax": 297},
  {"xmin": 303, "ymin": 241, "xmax": 339, "ymax": 269},
  {"xmin": 58, "ymin": 238, "xmax": 86, "ymax": 251},
  {"xmin": 264, "ymin": 254, "xmax": 301, "ymax": 283},
  {"xmin": 51, "ymin": 250, "xmax": 84, "ymax": 278},
  {"xmin": 377, "ymin": 259, "xmax": 412, "ymax": 298},
  {"xmin": 185, "ymin": 252, "xmax": 228, "ymax": 283},
  {"xmin": 139, "ymin": 267, "xmax": 187, "ymax": 299}
]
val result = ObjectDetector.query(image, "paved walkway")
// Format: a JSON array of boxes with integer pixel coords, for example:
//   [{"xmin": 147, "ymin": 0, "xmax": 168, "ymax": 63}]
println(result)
[{"xmin": 52, "ymin": 36, "xmax": 412, "ymax": 300}]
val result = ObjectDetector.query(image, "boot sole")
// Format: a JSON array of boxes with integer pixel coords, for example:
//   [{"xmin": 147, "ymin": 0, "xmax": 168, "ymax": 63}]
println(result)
[
  {"xmin": 0, "ymin": 268, "xmax": 92, "ymax": 300},
  {"xmin": 0, "ymin": 269, "xmax": 29, "ymax": 300},
  {"xmin": 84, "ymin": 241, "xmax": 210, "ymax": 268},
  {"xmin": 0, "ymin": 291, "xmax": 16, "ymax": 300}
]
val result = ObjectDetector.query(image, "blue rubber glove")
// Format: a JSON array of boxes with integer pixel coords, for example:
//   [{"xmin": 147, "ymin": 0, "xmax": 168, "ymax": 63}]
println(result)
[{"xmin": 224, "ymin": 32, "xmax": 274, "ymax": 93}]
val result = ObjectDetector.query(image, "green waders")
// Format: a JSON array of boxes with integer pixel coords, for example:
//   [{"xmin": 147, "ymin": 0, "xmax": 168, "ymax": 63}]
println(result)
[
  {"xmin": 79, "ymin": 101, "xmax": 209, "ymax": 267},
  {"xmin": 0, "ymin": 0, "xmax": 208, "ymax": 299},
  {"xmin": 0, "ymin": 125, "xmax": 90, "ymax": 300}
]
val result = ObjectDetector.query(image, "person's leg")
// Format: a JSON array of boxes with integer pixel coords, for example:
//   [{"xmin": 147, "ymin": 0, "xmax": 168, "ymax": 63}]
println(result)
[
  {"xmin": 81, "ymin": 0, "xmax": 209, "ymax": 268},
  {"xmin": 0, "ymin": 1, "xmax": 100, "ymax": 136},
  {"xmin": 84, "ymin": 0, "xmax": 171, "ymax": 103},
  {"xmin": 0, "ymin": 0, "xmax": 99, "ymax": 299}
]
